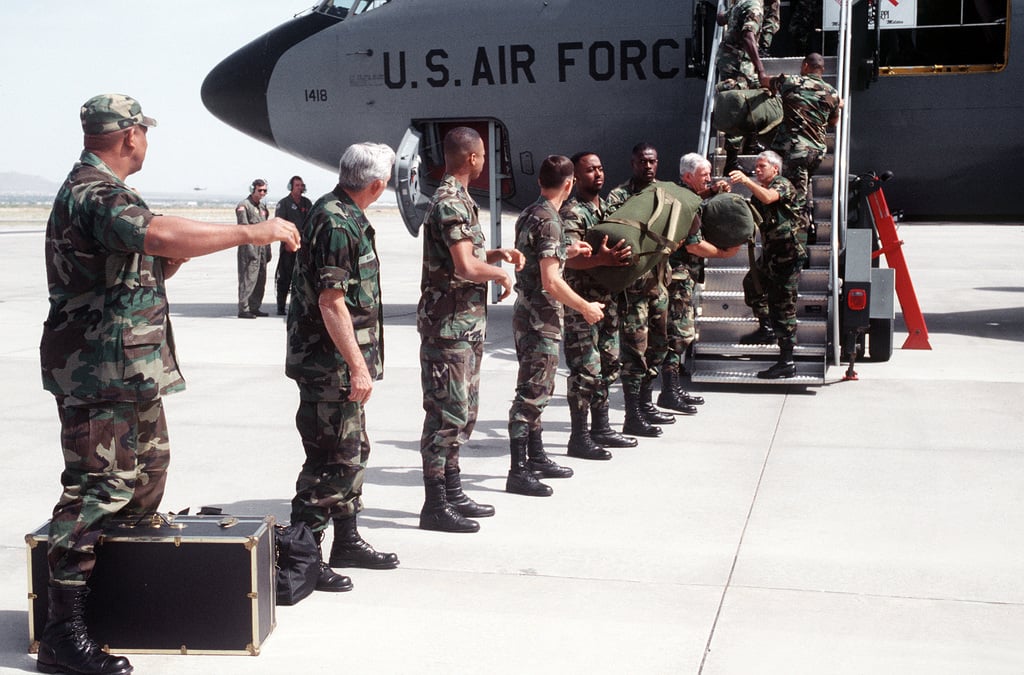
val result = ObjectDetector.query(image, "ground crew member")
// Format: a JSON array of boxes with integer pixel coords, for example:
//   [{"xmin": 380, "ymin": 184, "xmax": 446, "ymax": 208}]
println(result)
[
  {"xmin": 275, "ymin": 175, "xmax": 312, "ymax": 314},
  {"xmin": 236, "ymin": 179, "xmax": 273, "ymax": 318}
]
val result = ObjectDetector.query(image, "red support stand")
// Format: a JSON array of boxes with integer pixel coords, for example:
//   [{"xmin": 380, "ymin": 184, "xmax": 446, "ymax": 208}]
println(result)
[{"xmin": 865, "ymin": 185, "xmax": 932, "ymax": 350}]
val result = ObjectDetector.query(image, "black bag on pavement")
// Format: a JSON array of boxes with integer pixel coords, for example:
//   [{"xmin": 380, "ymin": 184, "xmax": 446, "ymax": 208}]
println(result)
[{"xmin": 274, "ymin": 522, "xmax": 320, "ymax": 606}]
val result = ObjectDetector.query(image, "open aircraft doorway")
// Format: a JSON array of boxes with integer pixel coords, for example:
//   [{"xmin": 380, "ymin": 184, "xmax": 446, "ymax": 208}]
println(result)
[{"xmin": 395, "ymin": 119, "xmax": 515, "ymax": 236}]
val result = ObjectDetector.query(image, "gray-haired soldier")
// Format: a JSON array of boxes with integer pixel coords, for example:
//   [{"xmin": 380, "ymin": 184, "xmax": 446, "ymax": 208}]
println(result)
[
  {"xmin": 285, "ymin": 143, "xmax": 400, "ymax": 592},
  {"xmin": 39, "ymin": 93, "xmax": 300, "ymax": 675}
]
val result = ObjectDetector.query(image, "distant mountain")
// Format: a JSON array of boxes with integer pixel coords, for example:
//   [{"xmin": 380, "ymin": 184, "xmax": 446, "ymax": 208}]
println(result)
[{"xmin": 1, "ymin": 172, "xmax": 59, "ymax": 194}]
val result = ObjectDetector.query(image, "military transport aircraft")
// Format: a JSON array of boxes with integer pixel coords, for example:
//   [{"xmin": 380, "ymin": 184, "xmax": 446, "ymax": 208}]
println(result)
[{"xmin": 202, "ymin": 0, "xmax": 1019, "ymax": 220}]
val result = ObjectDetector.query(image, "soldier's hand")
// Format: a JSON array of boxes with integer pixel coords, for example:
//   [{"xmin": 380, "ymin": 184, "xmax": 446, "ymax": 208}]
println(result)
[
  {"xmin": 582, "ymin": 301, "xmax": 605, "ymax": 325},
  {"xmin": 596, "ymin": 236, "xmax": 632, "ymax": 267},
  {"xmin": 494, "ymin": 273, "xmax": 514, "ymax": 301},
  {"xmin": 253, "ymin": 217, "xmax": 301, "ymax": 252},
  {"xmin": 348, "ymin": 371, "xmax": 374, "ymax": 405},
  {"xmin": 719, "ymin": 244, "xmax": 743, "ymax": 259},
  {"xmin": 567, "ymin": 241, "xmax": 592, "ymax": 259}
]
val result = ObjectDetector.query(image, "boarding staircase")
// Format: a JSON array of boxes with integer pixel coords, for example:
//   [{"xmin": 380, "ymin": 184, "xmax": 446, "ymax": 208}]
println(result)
[{"xmin": 688, "ymin": 2, "xmax": 856, "ymax": 385}]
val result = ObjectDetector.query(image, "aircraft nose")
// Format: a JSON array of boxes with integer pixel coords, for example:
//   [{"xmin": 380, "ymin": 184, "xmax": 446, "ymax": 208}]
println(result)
[{"xmin": 201, "ymin": 12, "xmax": 340, "ymax": 146}]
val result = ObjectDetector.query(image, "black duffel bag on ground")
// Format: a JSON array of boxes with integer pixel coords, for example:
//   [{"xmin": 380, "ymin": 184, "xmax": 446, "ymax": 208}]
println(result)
[{"xmin": 275, "ymin": 521, "xmax": 320, "ymax": 606}]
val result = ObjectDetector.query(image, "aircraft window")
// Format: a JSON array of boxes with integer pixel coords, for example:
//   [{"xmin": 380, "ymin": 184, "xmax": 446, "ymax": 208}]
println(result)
[
  {"xmin": 827, "ymin": 0, "xmax": 1009, "ymax": 74},
  {"xmin": 315, "ymin": 0, "xmax": 391, "ymax": 17}
]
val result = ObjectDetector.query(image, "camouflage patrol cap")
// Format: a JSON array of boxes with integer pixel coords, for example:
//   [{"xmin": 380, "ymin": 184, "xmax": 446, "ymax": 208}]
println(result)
[{"xmin": 80, "ymin": 94, "xmax": 158, "ymax": 135}]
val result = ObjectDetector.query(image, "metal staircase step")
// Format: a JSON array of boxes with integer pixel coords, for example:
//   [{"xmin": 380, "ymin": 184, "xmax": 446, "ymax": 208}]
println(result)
[
  {"xmin": 698, "ymin": 290, "xmax": 829, "ymax": 319},
  {"xmin": 702, "ymin": 267, "xmax": 830, "ymax": 293},
  {"xmin": 696, "ymin": 316, "xmax": 827, "ymax": 343},
  {"xmin": 690, "ymin": 358, "xmax": 826, "ymax": 385},
  {"xmin": 693, "ymin": 342, "xmax": 826, "ymax": 358}
]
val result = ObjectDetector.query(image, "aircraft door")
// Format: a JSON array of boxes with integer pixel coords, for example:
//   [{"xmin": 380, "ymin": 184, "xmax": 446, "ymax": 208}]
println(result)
[{"xmin": 395, "ymin": 126, "xmax": 429, "ymax": 236}]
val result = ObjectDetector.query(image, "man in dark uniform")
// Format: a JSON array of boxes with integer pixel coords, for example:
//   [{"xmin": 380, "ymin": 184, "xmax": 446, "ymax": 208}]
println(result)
[
  {"xmin": 39, "ymin": 94, "xmax": 300, "ymax": 675},
  {"xmin": 274, "ymin": 175, "xmax": 312, "ymax": 314},
  {"xmin": 236, "ymin": 179, "xmax": 273, "ymax": 318},
  {"xmin": 286, "ymin": 143, "xmax": 399, "ymax": 594},
  {"xmin": 560, "ymin": 152, "xmax": 636, "ymax": 454},
  {"xmin": 730, "ymin": 151, "xmax": 806, "ymax": 378},
  {"xmin": 417, "ymin": 127, "xmax": 524, "ymax": 532},
  {"xmin": 606, "ymin": 143, "xmax": 676, "ymax": 438},
  {"xmin": 506, "ymin": 155, "xmax": 605, "ymax": 497}
]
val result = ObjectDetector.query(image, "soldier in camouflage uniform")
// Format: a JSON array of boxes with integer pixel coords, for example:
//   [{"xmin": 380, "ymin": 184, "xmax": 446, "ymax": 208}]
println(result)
[
  {"xmin": 560, "ymin": 151, "xmax": 637, "ymax": 453},
  {"xmin": 236, "ymin": 180, "xmax": 273, "ymax": 318},
  {"xmin": 605, "ymin": 143, "xmax": 676, "ymax": 438},
  {"xmin": 729, "ymin": 151, "xmax": 806, "ymax": 379},
  {"xmin": 760, "ymin": 0, "xmax": 781, "ymax": 56},
  {"xmin": 506, "ymin": 155, "xmax": 605, "ymax": 497},
  {"xmin": 417, "ymin": 127, "xmax": 524, "ymax": 532},
  {"xmin": 286, "ymin": 143, "xmax": 399, "ymax": 594},
  {"xmin": 717, "ymin": 0, "xmax": 768, "ymax": 173},
  {"xmin": 761, "ymin": 52, "xmax": 841, "ymax": 231},
  {"xmin": 39, "ymin": 94, "xmax": 300, "ymax": 675},
  {"xmin": 790, "ymin": 0, "xmax": 823, "ymax": 56}
]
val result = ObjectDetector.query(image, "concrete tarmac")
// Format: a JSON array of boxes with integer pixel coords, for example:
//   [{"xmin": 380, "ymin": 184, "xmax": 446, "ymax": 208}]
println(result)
[{"xmin": 0, "ymin": 204, "xmax": 1022, "ymax": 674}]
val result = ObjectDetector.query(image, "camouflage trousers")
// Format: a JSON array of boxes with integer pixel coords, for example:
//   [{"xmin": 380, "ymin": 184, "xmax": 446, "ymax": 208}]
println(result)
[
  {"xmin": 290, "ymin": 399, "xmax": 368, "ymax": 532},
  {"xmin": 48, "ymin": 397, "xmax": 170, "ymax": 586},
  {"xmin": 563, "ymin": 287, "xmax": 620, "ymax": 414},
  {"xmin": 664, "ymin": 269, "xmax": 696, "ymax": 371},
  {"xmin": 237, "ymin": 243, "xmax": 268, "ymax": 313},
  {"xmin": 761, "ymin": 0, "xmax": 781, "ymax": 51},
  {"xmin": 790, "ymin": 0, "xmax": 823, "ymax": 54},
  {"xmin": 779, "ymin": 149, "xmax": 823, "ymax": 230},
  {"xmin": 717, "ymin": 44, "xmax": 759, "ymax": 154},
  {"xmin": 743, "ymin": 233, "xmax": 808, "ymax": 349},
  {"xmin": 419, "ymin": 337, "xmax": 482, "ymax": 480},
  {"xmin": 508, "ymin": 329, "xmax": 560, "ymax": 441},
  {"xmin": 618, "ymin": 277, "xmax": 669, "ymax": 395}
]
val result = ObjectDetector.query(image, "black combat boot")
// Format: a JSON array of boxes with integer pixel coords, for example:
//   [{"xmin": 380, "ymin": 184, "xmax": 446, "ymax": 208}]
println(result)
[
  {"xmin": 419, "ymin": 476, "xmax": 480, "ymax": 532},
  {"xmin": 656, "ymin": 366, "xmax": 699, "ymax": 414},
  {"xmin": 312, "ymin": 530, "xmax": 354, "ymax": 592},
  {"xmin": 758, "ymin": 344, "xmax": 797, "ymax": 379},
  {"xmin": 444, "ymin": 467, "xmax": 495, "ymax": 517},
  {"xmin": 622, "ymin": 388, "xmax": 662, "ymax": 437},
  {"xmin": 506, "ymin": 437, "xmax": 553, "ymax": 496},
  {"xmin": 639, "ymin": 379, "xmax": 675, "ymax": 425},
  {"xmin": 37, "ymin": 583, "xmax": 134, "ymax": 675},
  {"xmin": 328, "ymin": 515, "xmax": 400, "ymax": 569},
  {"xmin": 566, "ymin": 409, "xmax": 612, "ymax": 460},
  {"xmin": 723, "ymin": 145, "xmax": 741, "ymax": 175},
  {"xmin": 740, "ymin": 317, "xmax": 777, "ymax": 344},
  {"xmin": 589, "ymin": 401, "xmax": 638, "ymax": 448},
  {"xmin": 525, "ymin": 427, "xmax": 575, "ymax": 477}
]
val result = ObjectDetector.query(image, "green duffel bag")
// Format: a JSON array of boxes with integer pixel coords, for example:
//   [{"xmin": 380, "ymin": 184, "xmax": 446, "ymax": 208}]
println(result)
[
  {"xmin": 713, "ymin": 86, "xmax": 783, "ymax": 136},
  {"xmin": 584, "ymin": 182, "xmax": 701, "ymax": 294},
  {"xmin": 699, "ymin": 192, "xmax": 761, "ymax": 249}
]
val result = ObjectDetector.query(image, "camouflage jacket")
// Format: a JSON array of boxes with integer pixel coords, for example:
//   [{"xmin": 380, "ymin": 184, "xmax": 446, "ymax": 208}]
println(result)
[
  {"xmin": 40, "ymin": 151, "xmax": 184, "ymax": 404},
  {"xmin": 752, "ymin": 174, "xmax": 802, "ymax": 241},
  {"xmin": 559, "ymin": 195, "xmax": 607, "ymax": 290},
  {"xmin": 669, "ymin": 182, "xmax": 706, "ymax": 281},
  {"xmin": 722, "ymin": 0, "xmax": 764, "ymax": 50},
  {"xmin": 513, "ymin": 196, "xmax": 567, "ymax": 339},
  {"xmin": 417, "ymin": 174, "xmax": 489, "ymax": 341},
  {"xmin": 769, "ymin": 72, "xmax": 840, "ymax": 157},
  {"xmin": 286, "ymin": 187, "xmax": 382, "ymax": 401}
]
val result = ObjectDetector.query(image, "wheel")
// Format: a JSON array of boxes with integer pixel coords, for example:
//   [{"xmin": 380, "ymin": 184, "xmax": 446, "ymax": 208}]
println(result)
[{"xmin": 868, "ymin": 317, "xmax": 893, "ymax": 362}]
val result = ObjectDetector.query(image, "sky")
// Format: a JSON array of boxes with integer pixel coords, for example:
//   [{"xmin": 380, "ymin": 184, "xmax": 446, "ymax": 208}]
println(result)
[{"xmin": 0, "ymin": 1, "xmax": 339, "ymax": 199}]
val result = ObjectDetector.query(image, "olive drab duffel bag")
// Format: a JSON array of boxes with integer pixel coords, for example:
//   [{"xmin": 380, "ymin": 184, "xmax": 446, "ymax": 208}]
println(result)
[
  {"xmin": 699, "ymin": 191, "xmax": 761, "ymax": 249},
  {"xmin": 585, "ymin": 181, "xmax": 702, "ymax": 294},
  {"xmin": 713, "ymin": 81, "xmax": 784, "ymax": 137}
]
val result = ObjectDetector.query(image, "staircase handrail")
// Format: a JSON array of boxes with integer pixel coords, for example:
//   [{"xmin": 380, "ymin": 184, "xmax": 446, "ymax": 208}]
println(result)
[{"xmin": 829, "ymin": 0, "xmax": 854, "ymax": 366}]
